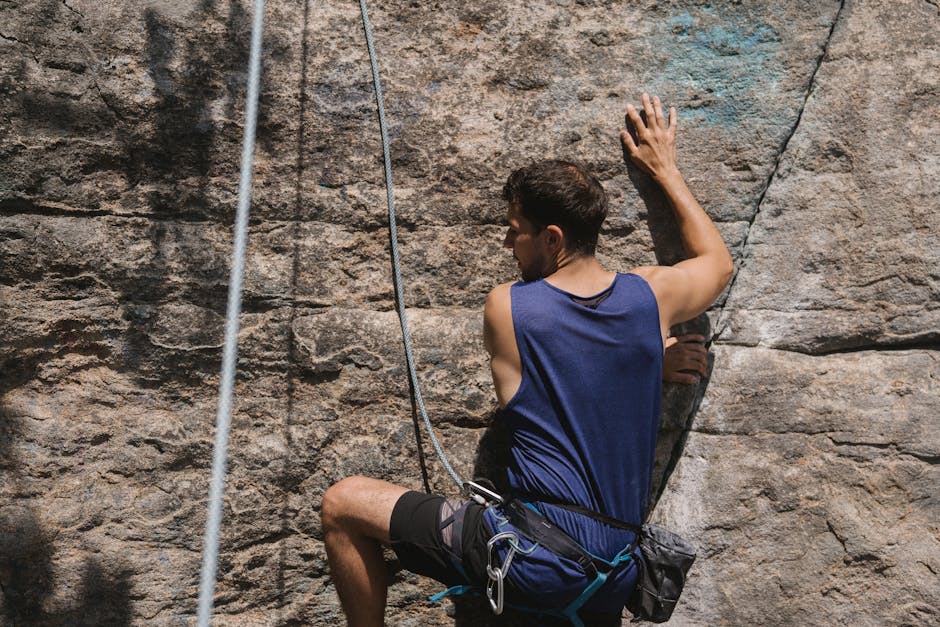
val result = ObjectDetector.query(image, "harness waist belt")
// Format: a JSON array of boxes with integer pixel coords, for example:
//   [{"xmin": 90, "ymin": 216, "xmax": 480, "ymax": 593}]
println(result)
[
  {"xmin": 518, "ymin": 494, "xmax": 643, "ymax": 534},
  {"xmin": 503, "ymin": 500, "xmax": 626, "ymax": 577}
]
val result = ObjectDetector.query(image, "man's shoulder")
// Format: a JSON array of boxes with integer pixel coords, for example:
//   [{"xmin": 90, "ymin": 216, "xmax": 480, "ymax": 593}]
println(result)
[
  {"xmin": 626, "ymin": 265, "xmax": 670, "ymax": 298},
  {"xmin": 486, "ymin": 281, "xmax": 515, "ymax": 308},
  {"xmin": 483, "ymin": 281, "xmax": 517, "ymax": 354},
  {"xmin": 484, "ymin": 281, "xmax": 516, "ymax": 329},
  {"xmin": 626, "ymin": 265, "xmax": 660, "ymax": 281}
]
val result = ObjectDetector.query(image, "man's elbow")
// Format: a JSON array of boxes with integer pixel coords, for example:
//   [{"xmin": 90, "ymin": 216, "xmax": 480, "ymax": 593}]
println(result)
[
  {"xmin": 702, "ymin": 251, "xmax": 734, "ymax": 293},
  {"xmin": 719, "ymin": 254, "xmax": 734, "ymax": 289}
]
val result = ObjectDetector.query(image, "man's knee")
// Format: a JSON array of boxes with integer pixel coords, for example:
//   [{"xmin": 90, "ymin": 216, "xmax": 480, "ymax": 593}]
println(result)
[
  {"xmin": 322, "ymin": 476, "xmax": 409, "ymax": 542},
  {"xmin": 323, "ymin": 476, "xmax": 362, "ymax": 530}
]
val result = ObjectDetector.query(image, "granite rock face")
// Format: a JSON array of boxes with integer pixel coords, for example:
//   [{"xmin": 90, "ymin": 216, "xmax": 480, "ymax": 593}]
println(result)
[{"xmin": 1, "ymin": 0, "xmax": 937, "ymax": 625}]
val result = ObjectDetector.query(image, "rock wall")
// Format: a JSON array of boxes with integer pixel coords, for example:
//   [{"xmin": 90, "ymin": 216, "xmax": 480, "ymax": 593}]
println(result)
[{"xmin": 1, "ymin": 0, "xmax": 937, "ymax": 625}]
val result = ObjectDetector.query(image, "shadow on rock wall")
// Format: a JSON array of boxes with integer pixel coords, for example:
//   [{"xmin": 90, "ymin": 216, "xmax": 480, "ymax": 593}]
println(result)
[
  {"xmin": 1, "ymin": 1, "xmax": 283, "ymax": 394},
  {"xmin": 0, "ymin": 409, "xmax": 133, "ymax": 626},
  {"xmin": 130, "ymin": 0, "xmax": 275, "ymax": 219},
  {"xmin": 117, "ymin": 0, "xmax": 266, "ymax": 388},
  {"xmin": 0, "ymin": 511, "xmax": 133, "ymax": 627}
]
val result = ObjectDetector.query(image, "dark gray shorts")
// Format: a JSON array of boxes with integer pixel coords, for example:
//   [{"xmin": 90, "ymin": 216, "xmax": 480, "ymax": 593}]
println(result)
[{"xmin": 388, "ymin": 491, "xmax": 491, "ymax": 587}]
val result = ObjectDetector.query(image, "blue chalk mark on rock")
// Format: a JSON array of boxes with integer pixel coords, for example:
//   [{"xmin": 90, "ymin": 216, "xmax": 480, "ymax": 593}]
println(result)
[{"xmin": 657, "ymin": 9, "xmax": 785, "ymax": 128}]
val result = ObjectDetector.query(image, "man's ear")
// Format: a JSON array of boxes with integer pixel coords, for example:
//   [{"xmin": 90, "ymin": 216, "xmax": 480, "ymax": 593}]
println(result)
[{"xmin": 544, "ymin": 225, "xmax": 565, "ymax": 253}]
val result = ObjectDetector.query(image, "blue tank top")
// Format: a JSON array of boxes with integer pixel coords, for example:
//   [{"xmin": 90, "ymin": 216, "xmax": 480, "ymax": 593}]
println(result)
[{"xmin": 482, "ymin": 272, "xmax": 662, "ymax": 611}]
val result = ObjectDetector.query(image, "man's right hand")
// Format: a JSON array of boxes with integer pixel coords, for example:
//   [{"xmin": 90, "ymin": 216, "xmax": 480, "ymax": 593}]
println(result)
[{"xmin": 620, "ymin": 93, "xmax": 678, "ymax": 182}]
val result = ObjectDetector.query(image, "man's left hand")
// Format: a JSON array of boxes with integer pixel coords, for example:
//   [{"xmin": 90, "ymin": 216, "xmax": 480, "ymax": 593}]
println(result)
[{"xmin": 663, "ymin": 334, "xmax": 708, "ymax": 384}]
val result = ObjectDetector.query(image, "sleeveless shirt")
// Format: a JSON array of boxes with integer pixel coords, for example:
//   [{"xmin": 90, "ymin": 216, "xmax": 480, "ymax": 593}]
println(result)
[{"xmin": 482, "ymin": 272, "xmax": 663, "ymax": 611}]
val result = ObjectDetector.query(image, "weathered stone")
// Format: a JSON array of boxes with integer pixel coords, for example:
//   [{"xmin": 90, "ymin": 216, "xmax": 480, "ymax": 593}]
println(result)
[
  {"xmin": 717, "ymin": 0, "xmax": 940, "ymax": 354},
  {"xmin": 657, "ymin": 345, "xmax": 939, "ymax": 626}
]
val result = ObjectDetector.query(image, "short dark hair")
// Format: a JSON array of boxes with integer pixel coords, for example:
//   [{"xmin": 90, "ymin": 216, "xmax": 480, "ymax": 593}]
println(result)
[{"xmin": 502, "ymin": 160, "xmax": 608, "ymax": 256}]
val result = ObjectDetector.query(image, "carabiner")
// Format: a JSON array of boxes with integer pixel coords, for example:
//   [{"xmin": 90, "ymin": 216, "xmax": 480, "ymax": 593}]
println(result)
[
  {"xmin": 485, "ymin": 531, "xmax": 519, "ymax": 615},
  {"xmin": 463, "ymin": 480, "xmax": 504, "ymax": 506}
]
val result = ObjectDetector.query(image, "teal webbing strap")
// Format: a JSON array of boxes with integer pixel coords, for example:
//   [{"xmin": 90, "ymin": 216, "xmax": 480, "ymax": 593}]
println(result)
[
  {"xmin": 560, "ymin": 571, "xmax": 609, "ymax": 627},
  {"xmin": 428, "ymin": 585, "xmax": 479, "ymax": 603}
]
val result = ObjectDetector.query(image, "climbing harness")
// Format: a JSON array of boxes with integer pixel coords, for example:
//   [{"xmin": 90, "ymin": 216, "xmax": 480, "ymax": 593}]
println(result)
[
  {"xmin": 195, "ymin": 0, "xmax": 266, "ymax": 625},
  {"xmin": 440, "ymin": 488, "xmax": 640, "ymax": 627},
  {"xmin": 358, "ymin": 0, "xmax": 463, "ymax": 490}
]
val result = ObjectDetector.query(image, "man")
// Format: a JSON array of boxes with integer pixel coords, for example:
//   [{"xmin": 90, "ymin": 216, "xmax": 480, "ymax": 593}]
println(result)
[{"xmin": 322, "ymin": 93, "xmax": 732, "ymax": 626}]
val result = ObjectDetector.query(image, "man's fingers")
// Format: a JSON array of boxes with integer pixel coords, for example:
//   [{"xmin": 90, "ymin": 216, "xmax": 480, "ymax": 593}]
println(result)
[
  {"xmin": 625, "ymin": 104, "xmax": 646, "ymax": 137},
  {"xmin": 671, "ymin": 341, "xmax": 706, "ymax": 356},
  {"xmin": 653, "ymin": 96, "xmax": 666, "ymax": 129},
  {"xmin": 677, "ymin": 352, "xmax": 707, "ymax": 373},
  {"xmin": 669, "ymin": 106, "xmax": 677, "ymax": 136},
  {"xmin": 665, "ymin": 372, "xmax": 700, "ymax": 385},
  {"xmin": 619, "ymin": 129, "xmax": 638, "ymax": 156},
  {"xmin": 641, "ymin": 93, "xmax": 656, "ymax": 130}
]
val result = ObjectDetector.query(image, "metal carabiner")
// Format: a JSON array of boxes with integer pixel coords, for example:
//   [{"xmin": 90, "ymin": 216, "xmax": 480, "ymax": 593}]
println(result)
[
  {"xmin": 463, "ymin": 480, "xmax": 504, "ymax": 507},
  {"xmin": 485, "ymin": 531, "xmax": 519, "ymax": 615}
]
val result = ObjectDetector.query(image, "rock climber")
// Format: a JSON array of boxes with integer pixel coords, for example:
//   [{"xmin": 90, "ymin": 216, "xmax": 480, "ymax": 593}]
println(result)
[{"xmin": 321, "ymin": 93, "xmax": 732, "ymax": 626}]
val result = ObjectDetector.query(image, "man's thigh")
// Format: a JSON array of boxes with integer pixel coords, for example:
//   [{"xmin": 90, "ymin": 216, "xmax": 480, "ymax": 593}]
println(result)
[{"xmin": 323, "ymin": 476, "xmax": 410, "ymax": 543}]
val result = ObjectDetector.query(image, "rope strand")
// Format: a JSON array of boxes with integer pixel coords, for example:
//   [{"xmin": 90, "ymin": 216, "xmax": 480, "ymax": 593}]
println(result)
[
  {"xmin": 196, "ymin": 0, "xmax": 266, "ymax": 623},
  {"xmin": 358, "ymin": 0, "xmax": 463, "ymax": 489}
]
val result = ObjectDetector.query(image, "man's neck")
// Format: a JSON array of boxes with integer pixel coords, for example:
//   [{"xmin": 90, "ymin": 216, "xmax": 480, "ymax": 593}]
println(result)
[{"xmin": 544, "ymin": 255, "xmax": 617, "ymax": 297}]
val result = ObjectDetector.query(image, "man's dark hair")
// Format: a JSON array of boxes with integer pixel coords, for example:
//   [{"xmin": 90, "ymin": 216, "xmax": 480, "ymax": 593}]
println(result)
[{"xmin": 502, "ymin": 159, "xmax": 608, "ymax": 256}]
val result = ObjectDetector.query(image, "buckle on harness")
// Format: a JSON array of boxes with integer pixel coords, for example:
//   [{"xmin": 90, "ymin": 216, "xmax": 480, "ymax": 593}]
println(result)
[
  {"xmin": 463, "ymin": 480, "xmax": 504, "ymax": 506},
  {"xmin": 485, "ymin": 530, "xmax": 518, "ymax": 615}
]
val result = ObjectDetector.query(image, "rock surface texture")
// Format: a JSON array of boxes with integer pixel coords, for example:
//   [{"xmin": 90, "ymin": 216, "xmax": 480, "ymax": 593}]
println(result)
[{"xmin": 1, "ymin": 0, "xmax": 937, "ymax": 625}]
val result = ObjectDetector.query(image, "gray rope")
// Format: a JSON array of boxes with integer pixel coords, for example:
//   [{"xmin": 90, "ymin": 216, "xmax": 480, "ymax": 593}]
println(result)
[
  {"xmin": 358, "ymin": 0, "xmax": 463, "ymax": 488},
  {"xmin": 196, "ymin": 0, "xmax": 266, "ymax": 623}
]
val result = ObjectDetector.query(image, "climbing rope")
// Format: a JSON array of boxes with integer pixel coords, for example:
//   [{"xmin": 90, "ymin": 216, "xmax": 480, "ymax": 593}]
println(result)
[
  {"xmin": 196, "ymin": 0, "xmax": 266, "ymax": 624},
  {"xmin": 358, "ymin": 0, "xmax": 463, "ymax": 489}
]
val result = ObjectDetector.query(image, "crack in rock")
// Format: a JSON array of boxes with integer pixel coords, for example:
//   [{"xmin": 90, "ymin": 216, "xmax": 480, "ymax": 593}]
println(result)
[
  {"xmin": 826, "ymin": 520, "xmax": 849, "ymax": 555},
  {"xmin": 826, "ymin": 436, "xmax": 939, "ymax": 464},
  {"xmin": 0, "ymin": 30, "xmax": 39, "ymax": 62},
  {"xmin": 93, "ymin": 83, "xmax": 126, "ymax": 122},
  {"xmin": 716, "ymin": 337, "xmax": 940, "ymax": 356},
  {"xmin": 61, "ymin": 0, "xmax": 84, "ymax": 18},
  {"xmin": 715, "ymin": 0, "xmax": 847, "ymax": 338}
]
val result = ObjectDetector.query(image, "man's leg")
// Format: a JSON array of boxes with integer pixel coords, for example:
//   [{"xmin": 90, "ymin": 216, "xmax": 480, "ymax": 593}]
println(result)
[{"xmin": 321, "ymin": 476, "xmax": 409, "ymax": 627}]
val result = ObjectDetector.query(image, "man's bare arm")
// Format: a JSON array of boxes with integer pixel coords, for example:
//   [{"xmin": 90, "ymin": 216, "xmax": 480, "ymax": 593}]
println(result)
[
  {"xmin": 484, "ymin": 282, "xmax": 521, "ymax": 408},
  {"xmin": 621, "ymin": 93, "xmax": 733, "ymax": 333}
]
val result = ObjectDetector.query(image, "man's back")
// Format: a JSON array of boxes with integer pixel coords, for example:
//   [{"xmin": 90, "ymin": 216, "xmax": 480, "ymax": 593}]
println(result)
[
  {"xmin": 481, "ymin": 272, "xmax": 661, "ymax": 612},
  {"xmin": 494, "ymin": 273, "xmax": 662, "ymax": 534}
]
